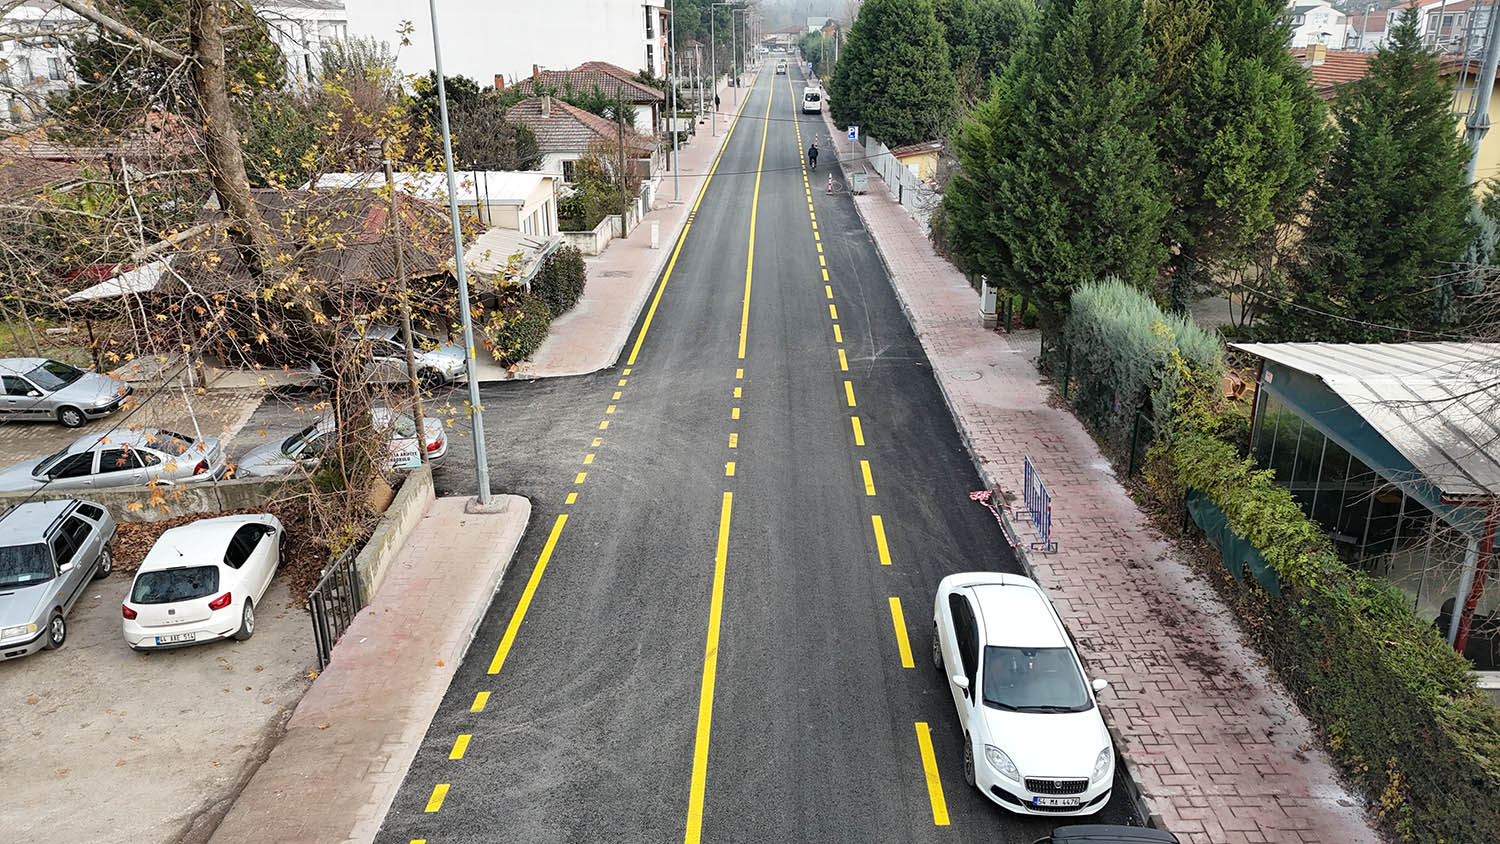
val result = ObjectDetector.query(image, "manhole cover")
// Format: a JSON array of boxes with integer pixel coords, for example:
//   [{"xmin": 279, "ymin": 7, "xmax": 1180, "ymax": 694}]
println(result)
[
  {"xmin": 600, "ymin": 270, "xmax": 630, "ymax": 278},
  {"xmin": 950, "ymin": 370, "xmax": 982, "ymax": 382}
]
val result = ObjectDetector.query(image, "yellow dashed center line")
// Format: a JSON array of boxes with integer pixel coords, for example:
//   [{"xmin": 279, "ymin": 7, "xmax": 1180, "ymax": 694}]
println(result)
[
  {"xmin": 828, "ymin": 304, "xmax": 838, "ymax": 320},
  {"xmin": 822, "ymin": 268, "xmax": 829, "ymax": 281},
  {"xmin": 872, "ymin": 515, "xmax": 891, "ymax": 565},
  {"xmin": 736, "ymin": 368, "xmax": 743, "ymax": 379},
  {"xmin": 565, "ymin": 492, "xmax": 578, "ymax": 504},
  {"xmin": 915, "ymin": 723, "xmax": 951, "ymax": 825},
  {"xmin": 732, "ymin": 408, "xmax": 741, "ymax": 420},
  {"xmin": 612, "ymin": 391, "xmax": 623, "ymax": 400},
  {"xmin": 834, "ymin": 324, "xmax": 843, "ymax": 343},
  {"xmin": 424, "ymin": 784, "xmax": 449, "ymax": 813},
  {"xmin": 469, "ymin": 691, "xmax": 489, "ymax": 713},
  {"xmin": 818, "ymin": 255, "xmax": 826, "ymax": 267},
  {"xmin": 583, "ymin": 453, "xmax": 595, "ymax": 465},
  {"xmin": 606, "ymin": 405, "xmax": 617, "ymax": 414},
  {"xmin": 729, "ymin": 433, "xmax": 739, "ymax": 448},
  {"xmin": 449, "ymin": 734, "xmax": 471, "ymax": 760},
  {"xmin": 825, "ymin": 285, "xmax": 833, "ymax": 299},
  {"xmin": 838, "ymin": 349, "xmax": 849, "ymax": 371},
  {"xmin": 888, "ymin": 598, "xmax": 915, "ymax": 668},
  {"xmin": 860, "ymin": 460, "xmax": 877, "ymax": 496},
  {"xmin": 618, "ymin": 379, "xmax": 628, "ymax": 386},
  {"xmin": 844, "ymin": 381, "xmax": 857, "ymax": 407},
  {"xmin": 725, "ymin": 461, "xmax": 736, "ymax": 477},
  {"xmin": 733, "ymin": 386, "xmax": 742, "ymax": 399},
  {"xmin": 574, "ymin": 472, "xmax": 587, "ymax": 484},
  {"xmin": 591, "ymin": 437, "xmax": 602, "ymax": 447},
  {"xmin": 624, "ymin": 368, "xmax": 632, "ymax": 375},
  {"xmin": 851, "ymin": 415, "xmax": 865, "ymax": 445},
  {"xmin": 599, "ymin": 420, "xmax": 609, "ymax": 430}
]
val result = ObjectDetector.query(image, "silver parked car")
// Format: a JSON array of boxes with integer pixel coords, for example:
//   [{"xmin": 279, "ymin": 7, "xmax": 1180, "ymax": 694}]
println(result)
[
  {"xmin": 0, "ymin": 498, "xmax": 116, "ymax": 660},
  {"xmin": 0, "ymin": 428, "xmax": 227, "ymax": 492},
  {"xmin": 351, "ymin": 324, "xmax": 466, "ymax": 390},
  {"xmin": 0, "ymin": 357, "xmax": 132, "ymax": 428},
  {"xmin": 234, "ymin": 408, "xmax": 447, "ymax": 477}
]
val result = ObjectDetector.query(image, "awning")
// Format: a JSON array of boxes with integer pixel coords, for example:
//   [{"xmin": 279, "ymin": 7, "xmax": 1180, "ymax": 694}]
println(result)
[
  {"xmin": 63, "ymin": 259, "xmax": 172, "ymax": 303},
  {"xmin": 464, "ymin": 229, "xmax": 563, "ymax": 288}
]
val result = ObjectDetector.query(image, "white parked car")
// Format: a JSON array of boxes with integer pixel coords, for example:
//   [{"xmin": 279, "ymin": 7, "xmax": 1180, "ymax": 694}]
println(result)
[
  {"xmin": 932, "ymin": 572, "xmax": 1114, "ymax": 816},
  {"xmin": 121, "ymin": 514, "xmax": 284, "ymax": 650}
]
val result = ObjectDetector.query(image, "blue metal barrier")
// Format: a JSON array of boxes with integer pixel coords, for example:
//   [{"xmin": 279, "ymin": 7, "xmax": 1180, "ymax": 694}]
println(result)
[{"xmin": 1016, "ymin": 456, "xmax": 1058, "ymax": 552}]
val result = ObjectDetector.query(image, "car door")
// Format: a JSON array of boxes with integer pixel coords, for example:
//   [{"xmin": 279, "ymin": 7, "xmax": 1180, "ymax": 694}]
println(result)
[
  {"xmin": 47, "ymin": 523, "xmax": 86, "ymax": 612},
  {"xmin": 44, "ymin": 452, "xmax": 98, "ymax": 489},
  {"xmin": 0, "ymin": 375, "xmax": 40, "ymax": 419},
  {"xmin": 94, "ymin": 447, "xmax": 149, "ymax": 488},
  {"xmin": 229, "ymin": 524, "xmax": 276, "ymax": 602},
  {"xmin": 946, "ymin": 592, "xmax": 980, "ymax": 731}
]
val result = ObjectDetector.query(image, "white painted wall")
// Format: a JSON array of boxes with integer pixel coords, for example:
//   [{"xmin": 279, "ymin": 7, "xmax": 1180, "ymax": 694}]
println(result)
[
  {"xmin": 348, "ymin": 0, "xmax": 665, "ymax": 88},
  {"xmin": 258, "ymin": 0, "xmax": 350, "ymax": 89},
  {"xmin": 1286, "ymin": 1, "xmax": 1350, "ymax": 48},
  {"xmin": 0, "ymin": 1, "xmax": 85, "ymax": 127}
]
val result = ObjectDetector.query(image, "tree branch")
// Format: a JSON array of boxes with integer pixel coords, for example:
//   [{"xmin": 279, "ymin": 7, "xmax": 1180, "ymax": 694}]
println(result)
[{"xmin": 51, "ymin": 0, "xmax": 189, "ymax": 65}]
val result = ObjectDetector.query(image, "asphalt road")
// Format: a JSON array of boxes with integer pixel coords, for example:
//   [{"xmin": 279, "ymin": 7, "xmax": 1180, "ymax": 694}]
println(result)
[{"xmin": 373, "ymin": 64, "xmax": 1139, "ymax": 843}]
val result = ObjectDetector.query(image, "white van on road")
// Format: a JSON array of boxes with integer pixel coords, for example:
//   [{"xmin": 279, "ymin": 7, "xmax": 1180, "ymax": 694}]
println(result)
[{"xmin": 802, "ymin": 87, "xmax": 822, "ymax": 113}]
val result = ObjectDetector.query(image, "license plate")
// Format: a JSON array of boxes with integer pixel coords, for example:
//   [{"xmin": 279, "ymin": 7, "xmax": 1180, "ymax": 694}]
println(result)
[
  {"xmin": 156, "ymin": 632, "xmax": 195, "ymax": 644},
  {"xmin": 1033, "ymin": 796, "xmax": 1081, "ymax": 808}
]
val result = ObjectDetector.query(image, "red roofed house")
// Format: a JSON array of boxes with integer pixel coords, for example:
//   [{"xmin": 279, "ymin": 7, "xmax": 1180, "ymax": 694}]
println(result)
[
  {"xmin": 506, "ymin": 95, "xmax": 660, "ymax": 185},
  {"xmin": 1342, "ymin": 9, "xmax": 1390, "ymax": 50},
  {"xmin": 512, "ymin": 61, "xmax": 666, "ymax": 137}
]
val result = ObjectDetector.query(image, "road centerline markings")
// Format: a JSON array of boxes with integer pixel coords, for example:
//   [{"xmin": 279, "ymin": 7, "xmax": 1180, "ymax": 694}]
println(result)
[
  {"xmin": 860, "ymin": 460, "xmax": 877, "ymax": 496},
  {"xmin": 888, "ymin": 598, "xmax": 915, "ymax": 668},
  {"xmin": 449, "ymin": 734, "xmax": 471, "ymax": 760},
  {"xmin": 684, "ymin": 492, "xmax": 734, "ymax": 844},
  {"xmin": 487, "ymin": 514, "xmax": 569, "ymax": 675},
  {"xmin": 915, "ymin": 723, "xmax": 951, "ymax": 826},
  {"xmin": 424, "ymin": 784, "xmax": 449, "ymax": 813},
  {"xmin": 838, "ymin": 349, "xmax": 849, "ymax": 371},
  {"xmin": 872, "ymin": 515, "xmax": 891, "ymax": 565},
  {"xmin": 737, "ymin": 73, "xmax": 775, "ymax": 361},
  {"xmin": 844, "ymin": 381, "xmax": 857, "ymax": 407},
  {"xmin": 469, "ymin": 691, "xmax": 489, "ymax": 713},
  {"xmin": 851, "ymin": 415, "xmax": 865, "ymax": 445}
]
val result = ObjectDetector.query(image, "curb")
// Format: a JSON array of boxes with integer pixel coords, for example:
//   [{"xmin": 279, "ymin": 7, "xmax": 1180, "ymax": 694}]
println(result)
[{"xmin": 825, "ymin": 112, "xmax": 1162, "ymax": 832}]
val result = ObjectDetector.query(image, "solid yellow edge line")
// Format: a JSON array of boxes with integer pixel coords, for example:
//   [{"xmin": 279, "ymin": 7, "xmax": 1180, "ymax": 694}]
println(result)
[
  {"xmin": 627, "ymin": 70, "xmax": 759, "ymax": 367},
  {"xmin": 872, "ymin": 514, "xmax": 891, "ymax": 565},
  {"xmin": 684, "ymin": 492, "xmax": 734, "ymax": 844},
  {"xmin": 888, "ymin": 597, "xmax": 915, "ymax": 668},
  {"xmin": 424, "ymin": 783, "xmax": 450, "ymax": 813},
  {"xmin": 915, "ymin": 723, "xmax": 951, "ymax": 825},
  {"xmin": 738, "ymin": 76, "xmax": 775, "ymax": 361},
  {"xmin": 487, "ymin": 514, "xmax": 569, "ymax": 674}
]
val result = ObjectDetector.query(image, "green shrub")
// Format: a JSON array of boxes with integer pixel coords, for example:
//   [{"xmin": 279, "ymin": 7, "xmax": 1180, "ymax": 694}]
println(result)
[
  {"xmin": 1151, "ymin": 411, "xmax": 1500, "ymax": 842},
  {"xmin": 533, "ymin": 246, "xmax": 587, "ymax": 315},
  {"xmin": 1063, "ymin": 278, "xmax": 1223, "ymax": 442},
  {"xmin": 480, "ymin": 292, "xmax": 552, "ymax": 366}
]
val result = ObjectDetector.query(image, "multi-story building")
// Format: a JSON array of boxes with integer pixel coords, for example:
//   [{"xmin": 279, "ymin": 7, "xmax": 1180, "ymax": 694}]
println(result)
[
  {"xmin": 1286, "ymin": 1, "xmax": 1350, "ymax": 48},
  {"xmin": 0, "ymin": 0, "xmax": 85, "ymax": 127},
  {"xmin": 347, "ymin": 0, "xmax": 669, "ymax": 89},
  {"xmin": 258, "ymin": 0, "xmax": 350, "ymax": 88}
]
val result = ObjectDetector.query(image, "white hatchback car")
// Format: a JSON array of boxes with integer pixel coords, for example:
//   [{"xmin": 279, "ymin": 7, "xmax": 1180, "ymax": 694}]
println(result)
[
  {"xmin": 122, "ymin": 514, "xmax": 283, "ymax": 650},
  {"xmin": 932, "ymin": 572, "xmax": 1114, "ymax": 816}
]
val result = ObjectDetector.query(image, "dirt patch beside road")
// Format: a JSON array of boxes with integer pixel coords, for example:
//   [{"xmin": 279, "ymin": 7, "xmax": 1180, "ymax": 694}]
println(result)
[{"xmin": 0, "ymin": 573, "xmax": 314, "ymax": 844}]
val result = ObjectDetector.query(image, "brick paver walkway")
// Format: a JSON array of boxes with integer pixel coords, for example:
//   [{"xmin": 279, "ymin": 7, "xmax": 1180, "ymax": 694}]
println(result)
[
  {"xmin": 823, "ymin": 118, "xmax": 1379, "ymax": 844},
  {"xmin": 208, "ymin": 495, "xmax": 530, "ymax": 844}
]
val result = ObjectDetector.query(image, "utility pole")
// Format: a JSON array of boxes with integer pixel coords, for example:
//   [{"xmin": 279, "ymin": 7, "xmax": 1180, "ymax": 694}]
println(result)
[
  {"xmin": 616, "ymin": 93, "xmax": 628, "ymax": 212},
  {"xmin": 1465, "ymin": 1, "xmax": 1500, "ymax": 183},
  {"xmin": 670, "ymin": 0, "xmax": 679, "ymax": 201},
  {"xmin": 428, "ymin": 0, "xmax": 491, "ymax": 505},
  {"xmin": 382, "ymin": 143, "xmax": 428, "ymax": 465},
  {"xmin": 710, "ymin": 8, "xmax": 717, "ymax": 136}
]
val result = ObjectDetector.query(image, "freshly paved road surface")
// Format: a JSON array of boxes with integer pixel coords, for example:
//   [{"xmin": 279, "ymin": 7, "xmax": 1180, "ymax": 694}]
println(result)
[{"xmin": 375, "ymin": 64, "xmax": 1138, "ymax": 843}]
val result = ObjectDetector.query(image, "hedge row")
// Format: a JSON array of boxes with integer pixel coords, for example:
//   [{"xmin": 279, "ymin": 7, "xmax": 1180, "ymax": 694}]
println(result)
[
  {"xmin": 480, "ymin": 292, "xmax": 552, "ymax": 367},
  {"xmin": 533, "ymin": 246, "xmax": 587, "ymax": 316},
  {"xmin": 1154, "ymin": 421, "xmax": 1500, "ymax": 843}
]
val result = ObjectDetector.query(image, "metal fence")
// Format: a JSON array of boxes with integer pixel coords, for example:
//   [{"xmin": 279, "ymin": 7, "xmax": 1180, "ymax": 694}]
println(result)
[
  {"xmin": 1016, "ymin": 456, "xmax": 1059, "ymax": 552},
  {"xmin": 1045, "ymin": 341, "xmax": 1155, "ymax": 478},
  {"xmin": 860, "ymin": 135, "xmax": 933, "ymax": 212},
  {"xmin": 308, "ymin": 548, "xmax": 363, "ymax": 671}
]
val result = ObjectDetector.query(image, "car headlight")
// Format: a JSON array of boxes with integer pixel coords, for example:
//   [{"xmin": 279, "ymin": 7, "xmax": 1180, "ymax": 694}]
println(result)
[
  {"xmin": 1092, "ymin": 748, "xmax": 1112, "ymax": 782},
  {"xmin": 2, "ymin": 622, "xmax": 37, "ymax": 640},
  {"xmin": 985, "ymin": 745, "xmax": 1020, "ymax": 781}
]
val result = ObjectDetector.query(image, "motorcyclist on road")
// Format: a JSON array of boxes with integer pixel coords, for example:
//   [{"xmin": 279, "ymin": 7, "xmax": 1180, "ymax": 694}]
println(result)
[{"xmin": 808, "ymin": 142, "xmax": 819, "ymax": 170}]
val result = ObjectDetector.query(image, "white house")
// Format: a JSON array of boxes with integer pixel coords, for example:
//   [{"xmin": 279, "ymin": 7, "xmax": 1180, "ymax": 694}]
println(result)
[
  {"xmin": 506, "ymin": 95, "xmax": 658, "ymax": 185},
  {"xmin": 313, "ymin": 170, "xmax": 560, "ymax": 235},
  {"xmin": 258, "ymin": 0, "xmax": 349, "ymax": 88},
  {"xmin": 1286, "ymin": 1, "xmax": 1350, "ymax": 48},
  {"xmin": 0, "ymin": 0, "xmax": 86, "ymax": 128},
  {"xmin": 1412, "ymin": 0, "xmax": 1491, "ymax": 53},
  {"xmin": 1343, "ymin": 8, "xmax": 1391, "ymax": 51},
  {"xmin": 347, "ymin": 0, "xmax": 669, "ymax": 88}
]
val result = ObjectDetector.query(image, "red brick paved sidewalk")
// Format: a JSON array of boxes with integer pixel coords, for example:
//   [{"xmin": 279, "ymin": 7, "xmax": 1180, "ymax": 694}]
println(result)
[{"xmin": 822, "ymin": 118, "xmax": 1378, "ymax": 844}]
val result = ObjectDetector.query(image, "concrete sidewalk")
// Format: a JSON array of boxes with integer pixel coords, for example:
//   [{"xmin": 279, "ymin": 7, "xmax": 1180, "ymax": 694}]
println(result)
[
  {"xmin": 823, "ymin": 118, "xmax": 1379, "ymax": 844},
  {"xmin": 494, "ymin": 76, "xmax": 752, "ymax": 381},
  {"xmin": 207, "ymin": 495, "xmax": 530, "ymax": 844}
]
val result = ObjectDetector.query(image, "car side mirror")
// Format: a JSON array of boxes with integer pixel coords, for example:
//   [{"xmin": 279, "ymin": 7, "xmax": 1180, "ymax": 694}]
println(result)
[
  {"xmin": 27, "ymin": 390, "xmax": 40, "ymax": 398},
  {"xmin": 952, "ymin": 674, "xmax": 970, "ymax": 693},
  {"xmin": 1092, "ymin": 678, "xmax": 1109, "ymax": 694},
  {"xmin": 58, "ymin": 561, "xmax": 74, "ymax": 574}
]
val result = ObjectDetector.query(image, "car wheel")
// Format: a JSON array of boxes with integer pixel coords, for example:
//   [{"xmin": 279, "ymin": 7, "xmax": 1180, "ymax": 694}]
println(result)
[
  {"xmin": 233, "ymin": 598, "xmax": 255, "ymax": 641},
  {"xmin": 418, "ymin": 368, "xmax": 445, "ymax": 392},
  {"xmin": 45, "ymin": 612, "xmax": 66, "ymax": 650},
  {"xmin": 57, "ymin": 406, "xmax": 85, "ymax": 428},
  {"xmin": 92, "ymin": 546, "xmax": 113, "ymax": 580},
  {"xmin": 931, "ymin": 624, "xmax": 944, "ymax": 672},
  {"xmin": 963, "ymin": 735, "xmax": 976, "ymax": 787}
]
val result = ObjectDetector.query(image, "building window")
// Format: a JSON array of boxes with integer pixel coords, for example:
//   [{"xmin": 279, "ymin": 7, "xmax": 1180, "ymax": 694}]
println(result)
[
  {"xmin": 645, "ymin": 7, "xmax": 654, "ymax": 38},
  {"xmin": 646, "ymin": 44, "xmax": 655, "ymax": 75},
  {"xmin": 47, "ymin": 57, "xmax": 62, "ymax": 81},
  {"xmin": 561, "ymin": 160, "xmax": 576, "ymax": 182},
  {"xmin": 40, "ymin": 22, "xmax": 57, "ymax": 48}
]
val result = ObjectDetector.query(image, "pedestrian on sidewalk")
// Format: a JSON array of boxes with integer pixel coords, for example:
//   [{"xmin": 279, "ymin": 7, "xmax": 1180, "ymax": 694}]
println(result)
[{"xmin": 714, "ymin": 93, "xmax": 720, "ymax": 113}]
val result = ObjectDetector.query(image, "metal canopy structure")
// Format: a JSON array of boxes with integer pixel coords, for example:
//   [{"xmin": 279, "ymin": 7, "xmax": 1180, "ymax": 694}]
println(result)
[{"xmin": 1234, "ymin": 342, "xmax": 1500, "ymax": 501}]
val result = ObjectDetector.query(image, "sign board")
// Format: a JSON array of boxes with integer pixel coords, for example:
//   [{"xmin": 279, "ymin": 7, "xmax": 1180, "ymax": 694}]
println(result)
[{"xmin": 847, "ymin": 125, "xmax": 859, "ymax": 142}]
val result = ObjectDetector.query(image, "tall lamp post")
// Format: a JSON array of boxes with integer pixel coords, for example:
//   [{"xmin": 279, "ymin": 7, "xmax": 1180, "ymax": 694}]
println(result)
[
  {"xmin": 669, "ymin": 0, "xmax": 679, "ymax": 201},
  {"xmin": 731, "ymin": 7, "xmax": 745, "ymax": 105},
  {"xmin": 710, "ymin": 2, "xmax": 742, "ymax": 135},
  {"xmin": 427, "ymin": 0, "xmax": 492, "ymax": 505}
]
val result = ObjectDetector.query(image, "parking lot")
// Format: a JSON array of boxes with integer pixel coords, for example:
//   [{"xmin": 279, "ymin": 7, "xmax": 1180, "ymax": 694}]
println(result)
[{"xmin": 0, "ymin": 572, "xmax": 314, "ymax": 844}]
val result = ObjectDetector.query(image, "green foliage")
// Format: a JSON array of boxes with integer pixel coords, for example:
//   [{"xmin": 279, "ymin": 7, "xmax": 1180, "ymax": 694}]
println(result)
[
  {"xmin": 481, "ymin": 292, "xmax": 552, "ymax": 366},
  {"xmin": 408, "ymin": 73, "xmax": 540, "ymax": 170},
  {"xmin": 243, "ymin": 93, "xmax": 320, "ymax": 188},
  {"xmin": 943, "ymin": 0, "xmax": 1167, "ymax": 329},
  {"xmin": 1271, "ymin": 8, "xmax": 1474, "ymax": 341},
  {"xmin": 1149, "ymin": 399, "xmax": 1500, "ymax": 842},
  {"xmin": 828, "ymin": 0, "xmax": 959, "ymax": 147},
  {"xmin": 533, "ymin": 246, "xmax": 588, "ymax": 315},
  {"xmin": 50, "ymin": 0, "xmax": 285, "ymax": 138},
  {"xmin": 558, "ymin": 142, "xmax": 637, "ymax": 231},
  {"xmin": 932, "ymin": 0, "xmax": 1037, "ymax": 102},
  {"xmin": 1063, "ymin": 279, "xmax": 1223, "ymax": 443},
  {"xmin": 1147, "ymin": 0, "xmax": 1331, "ymax": 311},
  {"xmin": 800, "ymin": 30, "xmax": 834, "ymax": 77}
]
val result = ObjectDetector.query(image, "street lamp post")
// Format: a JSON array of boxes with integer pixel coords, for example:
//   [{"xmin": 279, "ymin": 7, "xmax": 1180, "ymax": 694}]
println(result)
[
  {"xmin": 427, "ymin": 0, "xmax": 492, "ymax": 505},
  {"xmin": 731, "ymin": 7, "xmax": 745, "ymax": 105},
  {"xmin": 670, "ymin": 0, "xmax": 679, "ymax": 201},
  {"xmin": 710, "ymin": 2, "xmax": 742, "ymax": 134}
]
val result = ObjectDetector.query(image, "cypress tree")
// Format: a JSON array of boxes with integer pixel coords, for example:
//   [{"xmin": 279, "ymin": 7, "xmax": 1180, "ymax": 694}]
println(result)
[
  {"xmin": 828, "ymin": 0, "xmax": 959, "ymax": 147},
  {"xmin": 1277, "ymin": 8, "xmax": 1473, "ymax": 340},
  {"xmin": 943, "ymin": 0, "xmax": 1167, "ymax": 329}
]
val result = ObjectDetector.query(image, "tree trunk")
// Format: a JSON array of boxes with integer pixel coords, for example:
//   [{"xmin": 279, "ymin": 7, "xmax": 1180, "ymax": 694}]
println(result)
[
  {"xmin": 1168, "ymin": 245, "xmax": 1196, "ymax": 316},
  {"xmin": 188, "ymin": 0, "xmax": 272, "ymax": 270}
]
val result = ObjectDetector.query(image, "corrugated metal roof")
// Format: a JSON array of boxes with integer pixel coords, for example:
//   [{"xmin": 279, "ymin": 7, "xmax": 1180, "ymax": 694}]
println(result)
[
  {"xmin": 465, "ymin": 229, "xmax": 562, "ymax": 284},
  {"xmin": 64, "ymin": 260, "xmax": 171, "ymax": 303},
  {"xmin": 1233, "ymin": 342, "xmax": 1500, "ymax": 499}
]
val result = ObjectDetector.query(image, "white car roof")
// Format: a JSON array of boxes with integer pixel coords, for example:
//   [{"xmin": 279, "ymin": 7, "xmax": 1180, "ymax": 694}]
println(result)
[
  {"xmin": 968, "ymin": 578, "xmax": 1068, "ymax": 650},
  {"xmin": 137, "ymin": 514, "xmax": 269, "ymax": 573}
]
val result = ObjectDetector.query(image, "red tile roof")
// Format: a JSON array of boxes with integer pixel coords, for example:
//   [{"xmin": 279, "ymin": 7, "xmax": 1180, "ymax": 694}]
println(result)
[
  {"xmin": 512, "ymin": 62, "xmax": 665, "ymax": 104},
  {"xmin": 1290, "ymin": 48, "xmax": 1374, "ymax": 99},
  {"xmin": 506, "ymin": 97, "xmax": 653, "ymax": 155}
]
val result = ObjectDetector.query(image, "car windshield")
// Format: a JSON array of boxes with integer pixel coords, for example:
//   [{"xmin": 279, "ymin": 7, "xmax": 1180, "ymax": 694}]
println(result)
[
  {"xmin": 0, "ymin": 543, "xmax": 53, "ymax": 587},
  {"xmin": 32, "ymin": 444, "xmax": 72, "ymax": 475},
  {"xmin": 385, "ymin": 414, "xmax": 419, "ymax": 438},
  {"xmin": 149, "ymin": 429, "xmax": 197, "ymax": 455},
  {"xmin": 982, "ymin": 646, "xmax": 1092, "ymax": 713},
  {"xmin": 26, "ymin": 360, "xmax": 83, "ymax": 391},
  {"xmin": 280, "ymin": 423, "xmax": 322, "ymax": 457},
  {"xmin": 130, "ymin": 566, "xmax": 219, "ymax": 604}
]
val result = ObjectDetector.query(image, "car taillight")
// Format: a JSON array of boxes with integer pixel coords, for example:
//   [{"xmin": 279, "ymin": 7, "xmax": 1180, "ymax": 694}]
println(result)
[
  {"xmin": 208, "ymin": 592, "xmax": 232, "ymax": 611},
  {"xmin": 193, "ymin": 459, "xmax": 209, "ymax": 475},
  {"xmin": 426, "ymin": 438, "xmax": 442, "ymax": 452},
  {"xmin": 122, "ymin": 604, "xmax": 137, "ymax": 620}
]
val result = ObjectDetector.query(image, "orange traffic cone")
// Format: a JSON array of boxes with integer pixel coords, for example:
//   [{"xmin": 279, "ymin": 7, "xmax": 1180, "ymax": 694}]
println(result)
[{"xmin": 827, "ymin": 173, "xmax": 833, "ymax": 194}]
